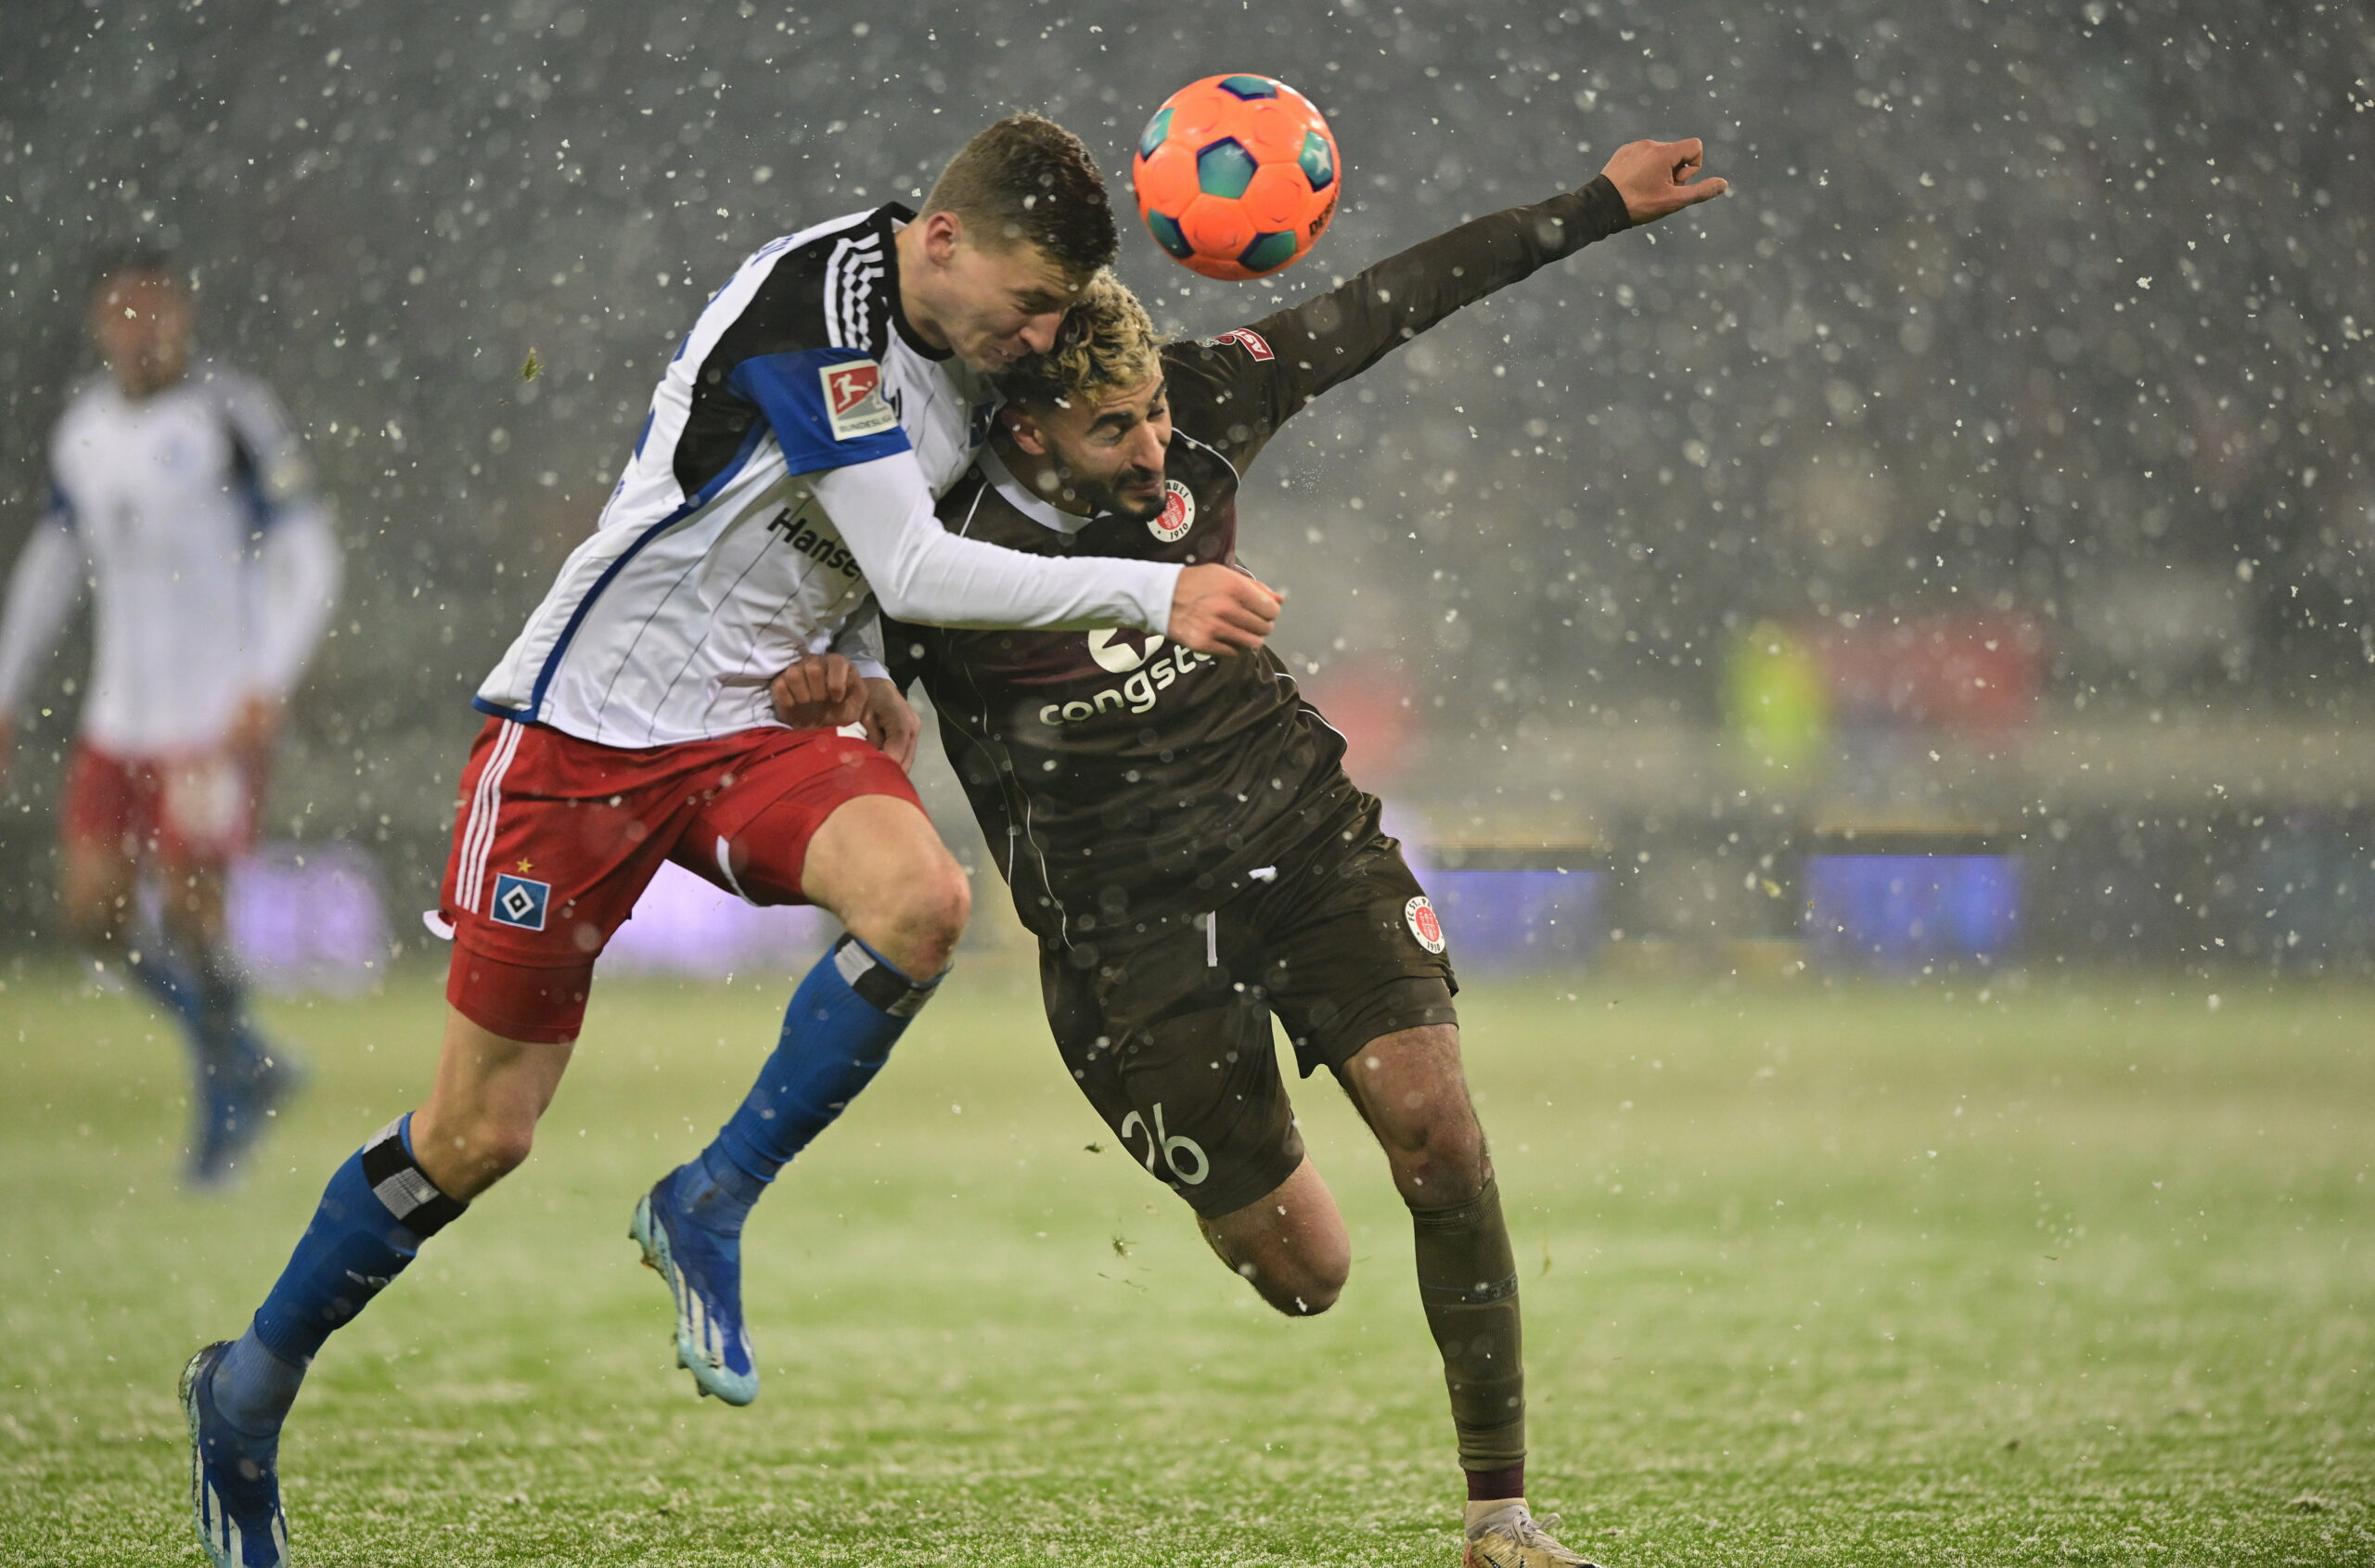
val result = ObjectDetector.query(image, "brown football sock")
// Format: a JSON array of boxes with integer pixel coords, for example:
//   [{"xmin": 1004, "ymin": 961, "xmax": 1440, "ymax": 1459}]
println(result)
[{"xmin": 1412, "ymin": 1176, "xmax": 1526, "ymax": 1478}]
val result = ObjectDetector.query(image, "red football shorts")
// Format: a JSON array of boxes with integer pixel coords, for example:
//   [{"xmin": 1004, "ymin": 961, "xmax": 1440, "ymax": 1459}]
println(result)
[
  {"xmin": 434, "ymin": 716, "xmax": 920, "ymax": 1044},
  {"xmin": 60, "ymin": 740, "xmax": 261, "ymax": 871}
]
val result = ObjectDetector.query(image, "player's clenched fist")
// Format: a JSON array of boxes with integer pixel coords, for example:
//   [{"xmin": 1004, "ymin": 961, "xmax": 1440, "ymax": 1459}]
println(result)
[
  {"xmin": 769, "ymin": 652, "xmax": 867, "ymax": 731},
  {"xmin": 1166, "ymin": 562, "xmax": 1284, "ymax": 657},
  {"xmin": 1600, "ymin": 137, "xmax": 1727, "ymax": 224}
]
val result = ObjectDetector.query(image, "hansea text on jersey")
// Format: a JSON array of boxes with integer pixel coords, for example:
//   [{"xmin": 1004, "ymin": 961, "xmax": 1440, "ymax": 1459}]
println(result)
[{"xmin": 765, "ymin": 512, "xmax": 859, "ymax": 577}]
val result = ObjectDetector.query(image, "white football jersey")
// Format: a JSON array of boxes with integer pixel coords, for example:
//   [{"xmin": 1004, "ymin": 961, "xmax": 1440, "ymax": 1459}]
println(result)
[
  {"xmin": 474, "ymin": 204, "xmax": 1176, "ymax": 749},
  {"xmin": 0, "ymin": 364, "xmax": 337, "ymax": 754}
]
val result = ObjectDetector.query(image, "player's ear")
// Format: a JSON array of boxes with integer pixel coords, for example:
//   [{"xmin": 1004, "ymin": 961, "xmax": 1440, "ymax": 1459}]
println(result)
[
  {"xmin": 1002, "ymin": 403, "xmax": 1053, "ymax": 458},
  {"xmin": 920, "ymin": 210, "xmax": 964, "ymax": 268}
]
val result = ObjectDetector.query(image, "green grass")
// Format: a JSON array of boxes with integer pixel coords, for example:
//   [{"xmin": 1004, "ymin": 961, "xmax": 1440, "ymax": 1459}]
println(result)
[{"xmin": 1, "ymin": 962, "xmax": 2369, "ymax": 1565}]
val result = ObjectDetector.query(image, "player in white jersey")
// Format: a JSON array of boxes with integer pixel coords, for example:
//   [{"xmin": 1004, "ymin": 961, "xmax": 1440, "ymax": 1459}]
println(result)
[
  {"xmin": 0, "ymin": 250, "xmax": 339, "ymax": 1187},
  {"xmin": 182, "ymin": 116, "xmax": 1283, "ymax": 1568}
]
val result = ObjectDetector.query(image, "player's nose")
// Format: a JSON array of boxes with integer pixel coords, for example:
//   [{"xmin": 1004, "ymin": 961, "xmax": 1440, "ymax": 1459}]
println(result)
[
  {"xmin": 1126, "ymin": 422, "xmax": 1167, "ymax": 472},
  {"xmin": 1016, "ymin": 311, "xmax": 1064, "ymax": 357}
]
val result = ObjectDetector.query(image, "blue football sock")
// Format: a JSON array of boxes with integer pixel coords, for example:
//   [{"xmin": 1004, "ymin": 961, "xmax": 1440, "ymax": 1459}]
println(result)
[
  {"xmin": 183, "ymin": 939, "xmax": 269, "ymax": 1076},
  {"xmin": 124, "ymin": 932, "xmax": 267, "ymax": 1082},
  {"xmin": 212, "ymin": 1331, "xmax": 304, "ymax": 1443},
  {"xmin": 122, "ymin": 939, "xmax": 206, "ymax": 1031},
  {"xmin": 212, "ymin": 1113, "xmax": 467, "ymax": 1437},
  {"xmin": 669, "ymin": 1141, "xmax": 767, "ymax": 1236},
  {"xmin": 681, "ymin": 934, "xmax": 941, "ymax": 1236}
]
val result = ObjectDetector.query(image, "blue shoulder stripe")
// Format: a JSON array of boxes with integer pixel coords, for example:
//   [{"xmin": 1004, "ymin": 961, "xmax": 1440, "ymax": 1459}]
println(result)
[{"xmin": 726, "ymin": 347, "xmax": 912, "ymax": 474}]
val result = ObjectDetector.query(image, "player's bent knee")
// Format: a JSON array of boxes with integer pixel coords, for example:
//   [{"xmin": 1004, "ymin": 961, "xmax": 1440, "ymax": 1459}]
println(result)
[
  {"xmin": 1213, "ymin": 1212, "xmax": 1352, "ymax": 1317},
  {"xmin": 1245, "ymin": 1254, "xmax": 1347, "ymax": 1317},
  {"xmin": 417, "ymin": 1112, "xmax": 537, "ymax": 1200},
  {"xmin": 895, "ymin": 854, "xmax": 970, "ymax": 941},
  {"xmin": 1295, "ymin": 1251, "xmax": 1352, "ymax": 1314},
  {"xmin": 461, "ymin": 1126, "xmax": 534, "ymax": 1197},
  {"xmin": 856, "ymin": 850, "xmax": 970, "ymax": 976},
  {"xmin": 1432, "ymin": 1119, "xmax": 1493, "ymax": 1192},
  {"xmin": 1389, "ymin": 1112, "xmax": 1491, "ymax": 1207},
  {"xmin": 804, "ymin": 796, "xmax": 971, "ymax": 976},
  {"xmin": 481, "ymin": 1120, "xmax": 538, "ymax": 1179}
]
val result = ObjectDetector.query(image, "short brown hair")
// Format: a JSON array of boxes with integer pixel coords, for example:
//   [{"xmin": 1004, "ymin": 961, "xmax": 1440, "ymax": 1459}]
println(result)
[
  {"xmin": 990, "ymin": 270, "xmax": 1162, "ymax": 411},
  {"xmin": 90, "ymin": 243, "xmax": 179, "ymax": 295},
  {"xmin": 922, "ymin": 113, "xmax": 1117, "ymax": 279}
]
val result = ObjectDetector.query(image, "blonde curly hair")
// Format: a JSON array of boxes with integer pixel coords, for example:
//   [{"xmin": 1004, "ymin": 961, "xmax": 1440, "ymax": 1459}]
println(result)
[{"xmin": 991, "ymin": 269, "xmax": 1162, "ymax": 412}]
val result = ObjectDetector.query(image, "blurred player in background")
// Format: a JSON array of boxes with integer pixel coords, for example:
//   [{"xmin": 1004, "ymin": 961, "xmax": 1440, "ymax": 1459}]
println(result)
[
  {"xmin": 177, "ymin": 115, "xmax": 1281, "ymax": 1568},
  {"xmin": 0, "ymin": 250, "xmax": 340, "ymax": 1187},
  {"xmin": 890, "ymin": 141, "xmax": 1724, "ymax": 1568}
]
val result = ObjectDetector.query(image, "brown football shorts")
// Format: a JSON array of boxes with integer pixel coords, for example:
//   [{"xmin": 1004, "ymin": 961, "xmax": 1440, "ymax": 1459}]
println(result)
[{"xmin": 1038, "ymin": 807, "xmax": 1458, "ymax": 1218}]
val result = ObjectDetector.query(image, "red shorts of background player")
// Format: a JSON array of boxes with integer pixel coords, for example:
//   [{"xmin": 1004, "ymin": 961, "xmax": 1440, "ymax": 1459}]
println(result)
[
  {"xmin": 432, "ymin": 716, "xmax": 919, "ymax": 1045},
  {"xmin": 60, "ymin": 739, "xmax": 261, "ymax": 872}
]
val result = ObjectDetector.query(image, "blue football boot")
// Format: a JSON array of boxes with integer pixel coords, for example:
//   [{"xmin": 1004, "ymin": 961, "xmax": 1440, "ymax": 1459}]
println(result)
[
  {"xmin": 630, "ymin": 1170, "xmax": 759, "ymax": 1405},
  {"xmin": 180, "ymin": 1341, "xmax": 289, "ymax": 1568}
]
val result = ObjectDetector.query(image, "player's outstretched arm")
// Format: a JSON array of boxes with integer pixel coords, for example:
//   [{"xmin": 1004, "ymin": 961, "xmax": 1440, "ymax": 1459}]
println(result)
[
  {"xmin": 725, "ymin": 350, "xmax": 1187, "ymax": 640},
  {"xmin": 1212, "ymin": 135, "xmax": 1727, "ymax": 440},
  {"xmin": 724, "ymin": 345, "xmax": 1282, "ymax": 655},
  {"xmin": 808, "ymin": 455, "xmax": 1280, "ymax": 656}
]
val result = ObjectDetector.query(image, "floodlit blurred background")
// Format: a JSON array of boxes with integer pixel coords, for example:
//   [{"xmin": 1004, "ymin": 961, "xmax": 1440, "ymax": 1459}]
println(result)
[
  {"xmin": 5, "ymin": 8, "xmax": 2373, "ymax": 1564},
  {"xmin": 0, "ymin": 0, "xmax": 2369, "ymax": 978}
]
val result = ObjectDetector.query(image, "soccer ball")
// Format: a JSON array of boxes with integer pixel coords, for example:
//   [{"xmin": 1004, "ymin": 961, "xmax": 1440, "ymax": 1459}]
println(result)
[{"xmin": 1131, "ymin": 74, "xmax": 1341, "ymax": 282}]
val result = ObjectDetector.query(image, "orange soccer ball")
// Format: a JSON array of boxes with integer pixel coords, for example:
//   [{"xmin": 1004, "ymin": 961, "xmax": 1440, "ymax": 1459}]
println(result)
[{"xmin": 1130, "ymin": 73, "xmax": 1342, "ymax": 282}]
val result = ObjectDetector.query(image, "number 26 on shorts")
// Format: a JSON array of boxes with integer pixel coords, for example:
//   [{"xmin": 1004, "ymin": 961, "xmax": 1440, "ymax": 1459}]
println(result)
[{"xmin": 1120, "ymin": 1103, "xmax": 1209, "ymax": 1187}]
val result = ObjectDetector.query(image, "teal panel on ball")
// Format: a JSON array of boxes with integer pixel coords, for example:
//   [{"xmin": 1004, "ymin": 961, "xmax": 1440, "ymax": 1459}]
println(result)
[
  {"xmin": 1195, "ymin": 138, "xmax": 1257, "ymax": 199},
  {"xmin": 1216, "ymin": 75, "xmax": 1279, "ymax": 99},
  {"xmin": 1136, "ymin": 107, "xmax": 1174, "ymax": 161},
  {"xmin": 1147, "ymin": 210, "xmax": 1194, "ymax": 259},
  {"xmin": 1298, "ymin": 130, "xmax": 1335, "ymax": 190},
  {"xmin": 1238, "ymin": 230, "xmax": 1299, "ymax": 273}
]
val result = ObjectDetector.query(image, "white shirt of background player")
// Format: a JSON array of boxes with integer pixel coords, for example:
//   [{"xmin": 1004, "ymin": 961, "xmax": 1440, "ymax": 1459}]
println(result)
[{"xmin": 0, "ymin": 363, "xmax": 340, "ymax": 757}]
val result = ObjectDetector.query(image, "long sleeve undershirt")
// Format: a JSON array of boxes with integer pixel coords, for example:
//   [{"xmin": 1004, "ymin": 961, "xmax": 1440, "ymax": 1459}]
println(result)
[{"xmin": 808, "ymin": 452, "xmax": 1182, "ymax": 636}]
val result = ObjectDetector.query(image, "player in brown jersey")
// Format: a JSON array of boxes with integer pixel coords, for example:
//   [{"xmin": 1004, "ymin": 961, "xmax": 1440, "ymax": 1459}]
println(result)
[{"xmin": 879, "ymin": 139, "xmax": 1725, "ymax": 1566}]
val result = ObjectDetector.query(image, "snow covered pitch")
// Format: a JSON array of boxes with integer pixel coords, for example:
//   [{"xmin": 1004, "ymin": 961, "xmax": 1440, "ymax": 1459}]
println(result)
[{"xmin": 4, "ymin": 970, "xmax": 2368, "ymax": 1565}]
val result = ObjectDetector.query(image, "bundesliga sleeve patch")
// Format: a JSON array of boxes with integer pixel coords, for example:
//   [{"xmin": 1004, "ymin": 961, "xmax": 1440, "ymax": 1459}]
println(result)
[
  {"xmin": 490, "ymin": 872, "xmax": 551, "ymax": 932},
  {"xmin": 821, "ymin": 359, "xmax": 898, "ymax": 442}
]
